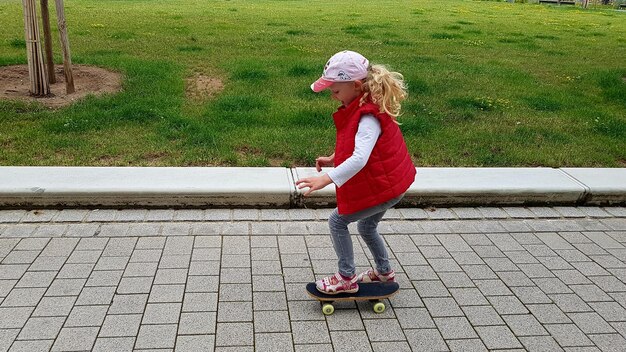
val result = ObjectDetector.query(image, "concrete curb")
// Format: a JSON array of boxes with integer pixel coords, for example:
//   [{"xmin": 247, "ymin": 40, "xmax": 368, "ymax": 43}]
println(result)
[{"xmin": 0, "ymin": 166, "xmax": 624, "ymax": 208}]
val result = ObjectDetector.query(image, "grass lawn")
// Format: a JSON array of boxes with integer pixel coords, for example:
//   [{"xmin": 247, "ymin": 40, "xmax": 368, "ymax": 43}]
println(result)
[{"xmin": 0, "ymin": 0, "xmax": 625, "ymax": 167}]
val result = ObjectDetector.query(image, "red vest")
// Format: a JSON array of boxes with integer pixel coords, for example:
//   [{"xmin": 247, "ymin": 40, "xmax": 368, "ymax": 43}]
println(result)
[{"xmin": 333, "ymin": 96, "xmax": 416, "ymax": 215}]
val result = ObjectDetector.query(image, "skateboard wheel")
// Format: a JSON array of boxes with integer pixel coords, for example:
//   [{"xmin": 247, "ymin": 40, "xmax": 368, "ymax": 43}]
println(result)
[
  {"xmin": 373, "ymin": 302, "xmax": 385, "ymax": 313},
  {"xmin": 322, "ymin": 303, "xmax": 335, "ymax": 315}
]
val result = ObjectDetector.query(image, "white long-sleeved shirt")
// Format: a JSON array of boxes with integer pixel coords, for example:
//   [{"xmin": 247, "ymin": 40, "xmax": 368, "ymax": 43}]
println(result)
[{"xmin": 327, "ymin": 114, "xmax": 381, "ymax": 187}]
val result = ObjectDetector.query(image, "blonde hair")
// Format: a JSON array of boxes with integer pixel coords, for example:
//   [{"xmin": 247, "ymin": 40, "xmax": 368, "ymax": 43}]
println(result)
[{"xmin": 360, "ymin": 64, "xmax": 408, "ymax": 119}]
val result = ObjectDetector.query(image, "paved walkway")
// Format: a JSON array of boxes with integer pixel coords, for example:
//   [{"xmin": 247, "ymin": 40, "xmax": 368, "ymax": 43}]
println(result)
[{"xmin": 0, "ymin": 207, "xmax": 625, "ymax": 351}]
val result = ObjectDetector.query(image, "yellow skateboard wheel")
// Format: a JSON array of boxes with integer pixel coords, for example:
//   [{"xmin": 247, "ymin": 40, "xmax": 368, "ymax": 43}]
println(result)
[
  {"xmin": 373, "ymin": 302, "xmax": 385, "ymax": 313},
  {"xmin": 322, "ymin": 303, "xmax": 335, "ymax": 315}
]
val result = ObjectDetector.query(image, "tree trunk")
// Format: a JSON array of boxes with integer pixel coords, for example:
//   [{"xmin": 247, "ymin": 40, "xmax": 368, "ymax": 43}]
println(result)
[
  {"xmin": 22, "ymin": 0, "xmax": 49, "ymax": 96},
  {"xmin": 40, "ymin": 0, "xmax": 55, "ymax": 84},
  {"xmin": 54, "ymin": 0, "xmax": 74, "ymax": 94}
]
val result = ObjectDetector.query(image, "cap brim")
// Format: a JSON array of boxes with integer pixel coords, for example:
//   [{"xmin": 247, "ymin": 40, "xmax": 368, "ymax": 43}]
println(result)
[{"xmin": 311, "ymin": 78, "xmax": 334, "ymax": 93}]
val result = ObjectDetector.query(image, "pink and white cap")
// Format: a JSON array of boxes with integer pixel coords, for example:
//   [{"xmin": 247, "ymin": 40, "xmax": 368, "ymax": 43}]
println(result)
[{"xmin": 311, "ymin": 50, "xmax": 369, "ymax": 92}]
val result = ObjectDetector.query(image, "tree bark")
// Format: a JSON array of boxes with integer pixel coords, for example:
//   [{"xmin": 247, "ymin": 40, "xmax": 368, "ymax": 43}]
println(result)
[
  {"xmin": 54, "ymin": 0, "xmax": 74, "ymax": 94},
  {"xmin": 40, "ymin": 0, "xmax": 55, "ymax": 83}
]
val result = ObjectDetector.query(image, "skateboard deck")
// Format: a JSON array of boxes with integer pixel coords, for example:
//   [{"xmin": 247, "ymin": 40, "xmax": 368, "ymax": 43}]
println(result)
[{"xmin": 306, "ymin": 282, "xmax": 400, "ymax": 315}]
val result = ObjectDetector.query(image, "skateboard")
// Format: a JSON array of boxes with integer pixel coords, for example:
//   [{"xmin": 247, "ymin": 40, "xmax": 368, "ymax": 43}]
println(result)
[{"xmin": 306, "ymin": 282, "xmax": 400, "ymax": 315}]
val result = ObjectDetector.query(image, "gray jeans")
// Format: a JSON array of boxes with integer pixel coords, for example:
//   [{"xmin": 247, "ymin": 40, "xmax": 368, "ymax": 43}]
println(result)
[{"xmin": 328, "ymin": 194, "xmax": 404, "ymax": 277}]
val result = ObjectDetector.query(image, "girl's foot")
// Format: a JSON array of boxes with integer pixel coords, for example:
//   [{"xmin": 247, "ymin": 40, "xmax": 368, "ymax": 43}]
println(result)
[
  {"xmin": 316, "ymin": 273, "xmax": 359, "ymax": 294},
  {"xmin": 357, "ymin": 268, "xmax": 395, "ymax": 283}
]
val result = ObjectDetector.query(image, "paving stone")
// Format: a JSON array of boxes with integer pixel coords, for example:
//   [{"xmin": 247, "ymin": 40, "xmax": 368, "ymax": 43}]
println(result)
[
  {"xmin": 182, "ymin": 292, "xmax": 218, "ymax": 312},
  {"xmin": 553, "ymin": 269, "xmax": 592, "ymax": 285},
  {"xmin": 143, "ymin": 303, "xmax": 182, "ymax": 324},
  {"xmin": 1, "ymin": 287, "xmax": 46, "ymax": 307},
  {"xmin": 423, "ymin": 297, "xmax": 463, "ymax": 317},
  {"xmin": 474, "ymin": 279, "xmax": 513, "ymax": 296},
  {"xmin": 404, "ymin": 263, "xmax": 439, "ymax": 280},
  {"xmin": 502, "ymin": 314, "xmax": 548, "ymax": 336},
  {"xmin": 434, "ymin": 316, "xmax": 477, "ymax": 339},
  {"xmin": 0, "ymin": 307, "xmax": 34, "ymax": 329},
  {"xmin": 92, "ymin": 337, "xmax": 135, "ymax": 352},
  {"xmin": 158, "ymin": 255, "xmax": 190, "ymax": 269},
  {"xmin": 31, "ymin": 296, "xmax": 76, "ymax": 317},
  {"xmin": 117, "ymin": 276, "xmax": 153, "ymax": 294},
  {"xmin": 551, "ymin": 293, "xmax": 594, "ymax": 313},
  {"xmin": 414, "ymin": 280, "xmax": 450, "ymax": 298},
  {"xmin": 578, "ymin": 207, "xmax": 612, "ymax": 218},
  {"xmin": 254, "ymin": 310, "xmax": 291, "ymax": 333},
  {"xmin": 404, "ymin": 328, "xmax": 447, "ymax": 351},
  {"xmin": 589, "ymin": 301, "xmax": 626, "ymax": 322},
  {"xmin": 589, "ymin": 275, "xmax": 626, "ymax": 293},
  {"xmin": 553, "ymin": 207, "xmax": 587, "ymax": 218},
  {"xmin": 219, "ymin": 283, "xmax": 252, "ymax": 302},
  {"xmin": 176, "ymin": 335, "xmax": 215, "ymax": 352},
  {"xmin": 545, "ymin": 324, "xmax": 594, "ymax": 347},
  {"xmin": 0, "ymin": 210, "xmax": 26, "ymax": 223},
  {"xmin": 568, "ymin": 312, "xmax": 616, "ymax": 334},
  {"xmin": 126, "ymin": 223, "xmax": 162, "ymax": 237},
  {"xmin": 98, "ymin": 314, "xmax": 142, "ymax": 337},
  {"xmin": 153, "ymin": 268, "xmax": 187, "ymax": 286},
  {"xmin": 135, "ymin": 324, "xmax": 177, "ymax": 349},
  {"xmin": 186, "ymin": 275, "xmax": 219, "ymax": 292},
  {"xmin": 86, "ymin": 270, "xmax": 123, "ymax": 287},
  {"xmin": 218, "ymin": 301, "xmax": 252, "ymax": 322},
  {"xmin": 0, "ymin": 280, "xmax": 17, "ymax": 298},
  {"xmin": 16, "ymin": 316, "xmax": 64, "ymax": 340},
  {"xmin": 510, "ymin": 286, "xmax": 552, "ymax": 304},
  {"xmin": 322, "ymin": 308, "xmax": 363, "ymax": 331},
  {"xmin": 475, "ymin": 325, "xmax": 522, "ymax": 349},
  {"xmin": 1, "ymin": 224, "xmax": 38, "ymax": 238},
  {"xmin": 253, "ymin": 291, "xmax": 287, "ymax": 311},
  {"xmin": 505, "ymin": 251, "xmax": 539, "ymax": 265},
  {"xmin": 51, "ymin": 326, "xmax": 98, "ymax": 351},
  {"xmin": 124, "ymin": 262, "xmax": 159, "ymax": 277},
  {"xmin": 519, "ymin": 336, "xmax": 563, "ymax": 352},
  {"xmin": 291, "ymin": 321, "xmax": 330, "ymax": 345},
  {"xmin": 487, "ymin": 295, "xmax": 529, "ymax": 315},
  {"xmin": 135, "ymin": 236, "xmax": 166, "ymax": 250},
  {"xmin": 589, "ymin": 333, "xmax": 626, "ymax": 352},
  {"xmin": 64, "ymin": 305, "xmax": 108, "ymax": 327},
  {"xmin": 330, "ymin": 331, "xmax": 372, "ymax": 351},
  {"xmin": 66, "ymin": 250, "xmax": 101, "ymax": 264},
  {"xmin": 570, "ymin": 284, "xmax": 613, "ymax": 302},
  {"xmin": 178, "ymin": 311, "xmax": 216, "ymax": 335},
  {"xmin": 15, "ymin": 271, "xmax": 56, "ymax": 288},
  {"xmin": 64, "ymin": 224, "xmax": 99, "ymax": 237},
  {"xmin": 463, "ymin": 304, "xmax": 507, "ymax": 328},
  {"xmin": 497, "ymin": 271, "xmax": 535, "ymax": 287},
  {"xmin": 149, "ymin": 285, "xmax": 185, "ymax": 303},
  {"xmin": 0, "ymin": 328, "xmax": 19, "ymax": 352},
  {"xmin": 8, "ymin": 340, "xmax": 54, "ymax": 352},
  {"xmin": 215, "ymin": 322, "xmax": 254, "ymax": 346},
  {"xmin": 108, "ymin": 294, "xmax": 148, "ymax": 314},
  {"xmin": 450, "ymin": 287, "xmax": 489, "ymax": 306},
  {"xmin": 439, "ymin": 272, "xmax": 474, "ymax": 288},
  {"xmin": 1, "ymin": 250, "xmax": 40, "ymax": 265}
]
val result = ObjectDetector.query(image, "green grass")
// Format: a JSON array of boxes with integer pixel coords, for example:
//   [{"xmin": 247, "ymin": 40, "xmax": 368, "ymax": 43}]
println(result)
[{"xmin": 0, "ymin": 0, "xmax": 625, "ymax": 166}]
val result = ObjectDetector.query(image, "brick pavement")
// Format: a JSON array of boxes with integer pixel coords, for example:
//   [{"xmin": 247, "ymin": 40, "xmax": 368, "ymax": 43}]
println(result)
[{"xmin": 0, "ymin": 207, "xmax": 625, "ymax": 351}]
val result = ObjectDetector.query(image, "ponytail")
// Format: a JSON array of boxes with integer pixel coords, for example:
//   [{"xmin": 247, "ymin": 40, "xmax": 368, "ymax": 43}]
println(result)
[{"xmin": 360, "ymin": 64, "xmax": 408, "ymax": 119}]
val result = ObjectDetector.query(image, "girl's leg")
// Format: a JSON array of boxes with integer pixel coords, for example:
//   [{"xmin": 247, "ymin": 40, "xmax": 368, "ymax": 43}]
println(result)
[
  {"xmin": 328, "ymin": 194, "xmax": 404, "ymax": 277},
  {"xmin": 328, "ymin": 208, "xmax": 356, "ymax": 278},
  {"xmin": 357, "ymin": 210, "xmax": 391, "ymax": 274}
]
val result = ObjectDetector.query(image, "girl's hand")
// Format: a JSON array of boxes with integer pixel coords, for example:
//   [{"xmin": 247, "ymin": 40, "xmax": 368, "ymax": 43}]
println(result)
[
  {"xmin": 295, "ymin": 174, "xmax": 333, "ymax": 197},
  {"xmin": 315, "ymin": 153, "xmax": 335, "ymax": 172}
]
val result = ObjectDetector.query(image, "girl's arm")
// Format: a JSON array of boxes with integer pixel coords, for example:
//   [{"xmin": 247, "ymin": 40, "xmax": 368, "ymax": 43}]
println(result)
[{"xmin": 296, "ymin": 115, "xmax": 380, "ymax": 196}]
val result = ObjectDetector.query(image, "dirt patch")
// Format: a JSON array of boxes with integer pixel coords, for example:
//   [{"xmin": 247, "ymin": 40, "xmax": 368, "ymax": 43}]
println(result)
[
  {"xmin": 186, "ymin": 74, "xmax": 223, "ymax": 101},
  {"xmin": 0, "ymin": 64, "xmax": 123, "ymax": 108}
]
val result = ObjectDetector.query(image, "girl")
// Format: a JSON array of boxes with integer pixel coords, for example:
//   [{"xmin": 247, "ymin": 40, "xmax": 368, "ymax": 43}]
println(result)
[{"xmin": 296, "ymin": 50, "xmax": 416, "ymax": 294}]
